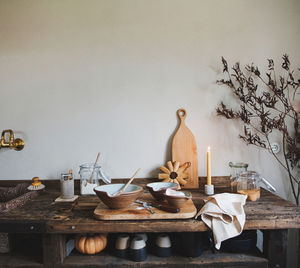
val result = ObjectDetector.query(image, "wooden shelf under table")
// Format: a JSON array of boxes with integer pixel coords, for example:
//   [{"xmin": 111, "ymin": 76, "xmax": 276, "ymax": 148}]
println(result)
[
  {"xmin": 0, "ymin": 252, "xmax": 43, "ymax": 268},
  {"xmin": 61, "ymin": 249, "xmax": 268, "ymax": 268}
]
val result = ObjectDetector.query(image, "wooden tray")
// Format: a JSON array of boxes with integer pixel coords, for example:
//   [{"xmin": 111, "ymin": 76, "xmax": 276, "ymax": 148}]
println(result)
[{"xmin": 93, "ymin": 198, "xmax": 197, "ymax": 221}]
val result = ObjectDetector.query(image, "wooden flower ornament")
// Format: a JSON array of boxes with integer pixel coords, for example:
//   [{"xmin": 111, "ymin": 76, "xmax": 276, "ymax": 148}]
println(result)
[{"xmin": 158, "ymin": 161, "xmax": 191, "ymax": 189}]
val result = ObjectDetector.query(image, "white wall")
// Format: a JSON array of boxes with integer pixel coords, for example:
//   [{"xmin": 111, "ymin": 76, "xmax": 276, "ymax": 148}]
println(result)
[
  {"xmin": 0, "ymin": 1, "xmax": 299, "ymax": 266},
  {"xmin": 0, "ymin": 0, "xmax": 299, "ymax": 202}
]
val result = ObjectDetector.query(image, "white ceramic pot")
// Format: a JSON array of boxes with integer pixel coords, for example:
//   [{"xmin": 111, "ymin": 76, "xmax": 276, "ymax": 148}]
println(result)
[
  {"xmin": 156, "ymin": 234, "xmax": 171, "ymax": 248},
  {"xmin": 130, "ymin": 236, "xmax": 147, "ymax": 262},
  {"xmin": 130, "ymin": 236, "xmax": 146, "ymax": 250},
  {"xmin": 136, "ymin": 233, "xmax": 148, "ymax": 242},
  {"xmin": 115, "ymin": 234, "xmax": 130, "ymax": 250}
]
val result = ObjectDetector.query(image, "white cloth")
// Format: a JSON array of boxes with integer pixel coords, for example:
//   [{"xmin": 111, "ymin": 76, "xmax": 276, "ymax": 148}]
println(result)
[{"xmin": 195, "ymin": 193, "xmax": 247, "ymax": 250}]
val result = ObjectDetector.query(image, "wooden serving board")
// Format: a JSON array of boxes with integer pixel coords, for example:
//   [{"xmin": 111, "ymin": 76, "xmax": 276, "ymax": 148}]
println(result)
[
  {"xmin": 93, "ymin": 198, "xmax": 197, "ymax": 221},
  {"xmin": 172, "ymin": 108, "xmax": 199, "ymax": 189}
]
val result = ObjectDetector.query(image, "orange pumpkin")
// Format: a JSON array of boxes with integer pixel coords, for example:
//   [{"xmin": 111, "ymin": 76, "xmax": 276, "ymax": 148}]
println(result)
[{"xmin": 75, "ymin": 233, "xmax": 107, "ymax": 255}]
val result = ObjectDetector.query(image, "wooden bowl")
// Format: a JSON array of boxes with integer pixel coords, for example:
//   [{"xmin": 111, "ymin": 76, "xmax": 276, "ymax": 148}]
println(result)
[
  {"xmin": 164, "ymin": 190, "xmax": 192, "ymax": 208},
  {"xmin": 146, "ymin": 182, "xmax": 179, "ymax": 201},
  {"xmin": 94, "ymin": 184, "xmax": 143, "ymax": 209}
]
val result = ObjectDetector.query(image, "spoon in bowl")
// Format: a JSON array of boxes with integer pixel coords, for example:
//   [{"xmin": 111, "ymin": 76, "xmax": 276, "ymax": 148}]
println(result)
[{"xmin": 111, "ymin": 168, "xmax": 141, "ymax": 197}]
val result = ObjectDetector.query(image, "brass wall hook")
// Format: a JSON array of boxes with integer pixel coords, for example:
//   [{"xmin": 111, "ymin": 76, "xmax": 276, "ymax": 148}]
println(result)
[{"xmin": 0, "ymin": 129, "xmax": 24, "ymax": 151}]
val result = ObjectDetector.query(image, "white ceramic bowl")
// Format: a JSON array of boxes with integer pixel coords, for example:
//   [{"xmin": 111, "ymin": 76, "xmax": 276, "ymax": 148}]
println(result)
[
  {"xmin": 146, "ymin": 182, "xmax": 179, "ymax": 201},
  {"xmin": 164, "ymin": 189, "xmax": 192, "ymax": 208}
]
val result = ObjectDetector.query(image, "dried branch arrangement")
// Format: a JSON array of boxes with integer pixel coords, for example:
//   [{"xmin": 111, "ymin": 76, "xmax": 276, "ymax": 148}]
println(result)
[{"xmin": 216, "ymin": 55, "xmax": 300, "ymax": 204}]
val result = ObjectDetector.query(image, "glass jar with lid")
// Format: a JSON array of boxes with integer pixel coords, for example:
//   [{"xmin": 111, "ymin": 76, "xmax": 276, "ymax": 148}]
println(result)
[
  {"xmin": 79, "ymin": 164, "xmax": 111, "ymax": 195},
  {"xmin": 229, "ymin": 162, "xmax": 248, "ymax": 192},
  {"xmin": 236, "ymin": 171, "xmax": 276, "ymax": 201}
]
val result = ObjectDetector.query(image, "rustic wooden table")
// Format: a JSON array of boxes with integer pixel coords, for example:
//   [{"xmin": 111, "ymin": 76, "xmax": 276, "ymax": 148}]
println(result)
[{"xmin": 0, "ymin": 177, "xmax": 299, "ymax": 268}]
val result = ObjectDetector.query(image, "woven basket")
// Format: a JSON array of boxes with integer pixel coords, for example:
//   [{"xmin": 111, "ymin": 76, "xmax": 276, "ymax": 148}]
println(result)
[{"xmin": 0, "ymin": 183, "xmax": 38, "ymax": 212}]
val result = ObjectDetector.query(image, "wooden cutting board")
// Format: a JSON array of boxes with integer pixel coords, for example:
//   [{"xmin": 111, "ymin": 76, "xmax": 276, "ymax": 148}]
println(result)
[
  {"xmin": 172, "ymin": 109, "xmax": 199, "ymax": 189},
  {"xmin": 93, "ymin": 198, "xmax": 197, "ymax": 221}
]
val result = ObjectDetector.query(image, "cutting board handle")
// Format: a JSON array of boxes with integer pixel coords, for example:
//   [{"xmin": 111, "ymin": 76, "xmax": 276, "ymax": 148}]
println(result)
[{"xmin": 177, "ymin": 108, "xmax": 187, "ymax": 124}]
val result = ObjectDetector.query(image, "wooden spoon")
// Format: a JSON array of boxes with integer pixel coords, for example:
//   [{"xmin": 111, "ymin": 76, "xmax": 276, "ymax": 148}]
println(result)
[
  {"xmin": 111, "ymin": 168, "xmax": 141, "ymax": 197},
  {"xmin": 83, "ymin": 152, "xmax": 101, "ymax": 186},
  {"xmin": 88, "ymin": 152, "xmax": 101, "ymax": 184}
]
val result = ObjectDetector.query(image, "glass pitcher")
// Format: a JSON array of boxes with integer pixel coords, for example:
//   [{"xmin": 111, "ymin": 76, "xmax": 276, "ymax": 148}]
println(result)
[
  {"xmin": 236, "ymin": 171, "xmax": 276, "ymax": 201},
  {"xmin": 79, "ymin": 164, "xmax": 111, "ymax": 195},
  {"xmin": 229, "ymin": 162, "xmax": 248, "ymax": 192}
]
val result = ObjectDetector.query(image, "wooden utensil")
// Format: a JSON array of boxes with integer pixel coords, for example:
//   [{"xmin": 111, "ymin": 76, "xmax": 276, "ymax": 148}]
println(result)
[
  {"xmin": 85, "ymin": 152, "xmax": 101, "ymax": 186},
  {"xmin": 172, "ymin": 109, "xmax": 199, "ymax": 189},
  {"xmin": 111, "ymin": 168, "xmax": 141, "ymax": 197}
]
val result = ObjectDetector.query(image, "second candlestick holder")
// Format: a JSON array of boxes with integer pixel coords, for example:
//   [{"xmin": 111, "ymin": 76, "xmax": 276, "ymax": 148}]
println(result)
[{"xmin": 205, "ymin": 184, "xmax": 214, "ymax": 195}]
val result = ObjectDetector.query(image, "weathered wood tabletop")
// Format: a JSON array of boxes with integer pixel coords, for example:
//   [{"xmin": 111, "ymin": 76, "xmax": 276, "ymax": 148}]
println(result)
[
  {"xmin": 0, "ymin": 177, "xmax": 299, "ymax": 234},
  {"xmin": 0, "ymin": 177, "xmax": 298, "ymax": 268}
]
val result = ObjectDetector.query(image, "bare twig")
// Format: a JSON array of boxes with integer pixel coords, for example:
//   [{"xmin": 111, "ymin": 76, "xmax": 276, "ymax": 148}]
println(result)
[{"xmin": 216, "ymin": 55, "xmax": 300, "ymax": 204}]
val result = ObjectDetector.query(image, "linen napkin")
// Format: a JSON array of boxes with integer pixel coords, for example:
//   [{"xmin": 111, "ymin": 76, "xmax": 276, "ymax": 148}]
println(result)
[{"xmin": 195, "ymin": 193, "xmax": 247, "ymax": 249}]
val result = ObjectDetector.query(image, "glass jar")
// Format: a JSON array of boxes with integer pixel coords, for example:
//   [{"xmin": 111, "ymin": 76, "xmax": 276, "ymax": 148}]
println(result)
[
  {"xmin": 60, "ymin": 173, "xmax": 74, "ymax": 199},
  {"xmin": 236, "ymin": 171, "xmax": 276, "ymax": 201},
  {"xmin": 229, "ymin": 162, "xmax": 248, "ymax": 192},
  {"xmin": 79, "ymin": 164, "xmax": 111, "ymax": 195}
]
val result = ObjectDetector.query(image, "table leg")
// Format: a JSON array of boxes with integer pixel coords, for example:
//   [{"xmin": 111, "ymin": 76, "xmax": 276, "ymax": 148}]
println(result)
[
  {"xmin": 263, "ymin": 229, "xmax": 288, "ymax": 268},
  {"xmin": 43, "ymin": 234, "xmax": 66, "ymax": 267}
]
